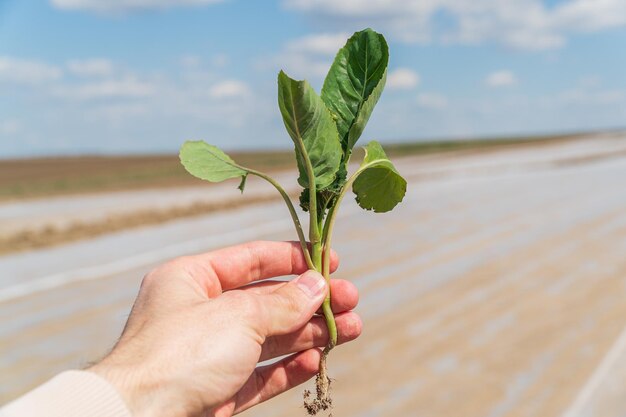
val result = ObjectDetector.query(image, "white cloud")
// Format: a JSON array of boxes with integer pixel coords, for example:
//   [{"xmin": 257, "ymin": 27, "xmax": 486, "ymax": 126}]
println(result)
[
  {"xmin": 417, "ymin": 92, "xmax": 448, "ymax": 109},
  {"xmin": 66, "ymin": 59, "xmax": 114, "ymax": 77},
  {"xmin": 485, "ymin": 70, "xmax": 518, "ymax": 87},
  {"xmin": 577, "ymin": 75, "xmax": 601, "ymax": 89},
  {"xmin": 260, "ymin": 54, "xmax": 330, "ymax": 79},
  {"xmin": 387, "ymin": 68, "xmax": 420, "ymax": 90},
  {"xmin": 553, "ymin": 0, "xmax": 626, "ymax": 32},
  {"xmin": 208, "ymin": 80, "xmax": 250, "ymax": 99},
  {"xmin": 256, "ymin": 33, "xmax": 351, "ymax": 80},
  {"xmin": 1, "ymin": 54, "xmax": 274, "ymax": 157},
  {"xmin": 52, "ymin": 77, "xmax": 156, "ymax": 100},
  {"xmin": 284, "ymin": 0, "xmax": 435, "ymax": 43},
  {"xmin": 0, "ymin": 120, "xmax": 21, "ymax": 135},
  {"xmin": 180, "ymin": 55, "xmax": 202, "ymax": 69},
  {"xmin": 82, "ymin": 102, "xmax": 150, "ymax": 126},
  {"xmin": 556, "ymin": 88, "xmax": 625, "ymax": 106},
  {"xmin": 211, "ymin": 54, "xmax": 230, "ymax": 68},
  {"xmin": 283, "ymin": 0, "xmax": 626, "ymax": 50},
  {"xmin": 179, "ymin": 54, "xmax": 229, "ymax": 71},
  {"xmin": 50, "ymin": 0, "xmax": 227, "ymax": 14},
  {"xmin": 286, "ymin": 32, "xmax": 350, "ymax": 55},
  {"xmin": 0, "ymin": 56, "xmax": 62, "ymax": 84}
]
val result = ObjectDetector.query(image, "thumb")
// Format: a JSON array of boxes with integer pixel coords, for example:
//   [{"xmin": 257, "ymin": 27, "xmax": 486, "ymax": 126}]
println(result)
[{"xmin": 259, "ymin": 270, "xmax": 327, "ymax": 336}]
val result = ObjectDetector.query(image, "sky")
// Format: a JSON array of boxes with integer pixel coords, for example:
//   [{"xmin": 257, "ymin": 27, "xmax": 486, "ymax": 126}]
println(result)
[{"xmin": 1, "ymin": 0, "xmax": 625, "ymax": 158}]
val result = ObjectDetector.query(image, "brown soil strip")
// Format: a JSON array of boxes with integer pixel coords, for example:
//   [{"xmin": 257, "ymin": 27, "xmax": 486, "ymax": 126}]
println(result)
[
  {"xmin": 0, "ymin": 152, "xmax": 296, "ymax": 202},
  {"xmin": 0, "ymin": 192, "xmax": 293, "ymax": 255}
]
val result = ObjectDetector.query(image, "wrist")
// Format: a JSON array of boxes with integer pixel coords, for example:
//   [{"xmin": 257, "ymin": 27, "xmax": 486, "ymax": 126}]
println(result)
[{"xmin": 88, "ymin": 359, "xmax": 185, "ymax": 417}]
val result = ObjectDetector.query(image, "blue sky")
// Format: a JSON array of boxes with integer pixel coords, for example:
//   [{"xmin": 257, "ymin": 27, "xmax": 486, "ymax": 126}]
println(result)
[{"xmin": 1, "ymin": 0, "xmax": 625, "ymax": 157}]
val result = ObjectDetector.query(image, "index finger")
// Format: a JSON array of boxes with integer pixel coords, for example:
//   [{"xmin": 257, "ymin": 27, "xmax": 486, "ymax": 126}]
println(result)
[{"xmin": 190, "ymin": 240, "xmax": 339, "ymax": 292}]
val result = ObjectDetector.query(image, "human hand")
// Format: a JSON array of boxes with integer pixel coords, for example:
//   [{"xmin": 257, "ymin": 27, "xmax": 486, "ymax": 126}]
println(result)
[{"xmin": 89, "ymin": 241, "xmax": 361, "ymax": 417}]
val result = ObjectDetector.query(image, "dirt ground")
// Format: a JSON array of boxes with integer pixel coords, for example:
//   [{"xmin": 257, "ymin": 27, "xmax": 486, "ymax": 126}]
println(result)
[
  {"xmin": 0, "ymin": 151, "xmax": 297, "ymax": 201},
  {"xmin": 2, "ymin": 132, "xmax": 626, "ymax": 417}
]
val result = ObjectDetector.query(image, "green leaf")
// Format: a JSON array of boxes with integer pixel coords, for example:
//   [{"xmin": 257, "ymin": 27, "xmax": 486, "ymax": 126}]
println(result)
[
  {"xmin": 277, "ymin": 70, "xmax": 342, "ymax": 190},
  {"xmin": 347, "ymin": 69, "xmax": 386, "ymax": 149},
  {"xmin": 179, "ymin": 140, "xmax": 247, "ymax": 186},
  {"xmin": 321, "ymin": 28, "xmax": 388, "ymax": 158},
  {"xmin": 352, "ymin": 141, "xmax": 407, "ymax": 213}
]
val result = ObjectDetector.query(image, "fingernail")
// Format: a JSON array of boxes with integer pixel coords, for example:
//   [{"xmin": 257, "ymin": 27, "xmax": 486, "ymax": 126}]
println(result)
[{"xmin": 296, "ymin": 272, "xmax": 326, "ymax": 298}]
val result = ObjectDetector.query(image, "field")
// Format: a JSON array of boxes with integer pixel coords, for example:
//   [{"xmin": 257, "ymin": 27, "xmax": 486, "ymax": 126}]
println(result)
[
  {"xmin": 0, "ymin": 132, "xmax": 596, "ymax": 255},
  {"xmin": 1, "ymin": 131, "xmax": 626, "ymax": 416},
  {"xmin": 0, "ymin": 131, "xmax": 587, "ymax": 202}
]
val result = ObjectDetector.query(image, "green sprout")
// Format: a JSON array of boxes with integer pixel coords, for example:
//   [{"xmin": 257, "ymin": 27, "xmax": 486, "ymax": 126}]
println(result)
[{"xmin": 179, "ymin": 28, "xmax": 406, "ymax": 414}]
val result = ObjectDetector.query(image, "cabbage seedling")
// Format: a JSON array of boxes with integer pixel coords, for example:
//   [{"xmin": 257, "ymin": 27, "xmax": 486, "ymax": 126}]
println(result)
[{"xmin": 179, "ymin": 28, "xmax": 406, "ymax": 415}]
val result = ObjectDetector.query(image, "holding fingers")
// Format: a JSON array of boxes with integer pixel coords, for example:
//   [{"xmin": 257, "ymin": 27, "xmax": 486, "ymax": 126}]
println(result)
[{"xmin": 88, "ymin": 241, "xmax": 361, "ymax": 417}]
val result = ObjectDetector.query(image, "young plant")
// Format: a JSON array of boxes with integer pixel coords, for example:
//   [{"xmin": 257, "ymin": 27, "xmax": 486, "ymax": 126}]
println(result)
[{"xmin": 179, "ymin": 28, "xmax": 406, "ymax": 415}]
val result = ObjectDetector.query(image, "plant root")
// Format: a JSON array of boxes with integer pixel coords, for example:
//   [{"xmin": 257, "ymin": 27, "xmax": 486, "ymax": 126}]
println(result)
[{"xmin": 303, "ymin": 349, "xmax": 333, "ymax": 416}]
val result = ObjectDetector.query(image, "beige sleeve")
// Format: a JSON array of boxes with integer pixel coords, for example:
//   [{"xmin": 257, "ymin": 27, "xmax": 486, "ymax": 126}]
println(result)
[{"xmin": 0, "ymin": 370, "xmax": 132, "ymax": 417}]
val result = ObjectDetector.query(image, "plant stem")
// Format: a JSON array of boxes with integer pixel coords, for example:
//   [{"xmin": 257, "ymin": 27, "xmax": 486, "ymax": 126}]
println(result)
[
  {"xmin": 321, "ymin": 284, "xmax": 337, "ymax": 349},
  {"xmin": 289, "ymin": 131, "xmax": 320, "ymax": 267},
  {"xmin": 290, "ymin": 123, "xmax": 336, "ymax": 360},
  {"xmin": 319, "ymin": 162, "xmax": 375, "ymax": 348},
  {"xmin": 246, "ymin": 168, "xmax": 314, "ymax": 270},
  {"xmin": 321, "ymin": 205, "xmax": 338, "ymax": 349}
]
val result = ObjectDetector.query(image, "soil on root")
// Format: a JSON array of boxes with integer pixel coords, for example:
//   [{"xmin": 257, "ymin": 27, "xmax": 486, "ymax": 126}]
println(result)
[{"xmin": 303, "ymin": 353, "xmax": 333, "ymax": 416}]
